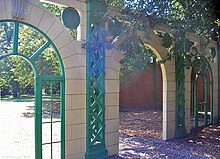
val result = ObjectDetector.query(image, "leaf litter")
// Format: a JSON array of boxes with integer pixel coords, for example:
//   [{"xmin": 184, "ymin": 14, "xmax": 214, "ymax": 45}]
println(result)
[{"xmin": 110, "ymin": 111, "xmax": 220, "ymax": 159}]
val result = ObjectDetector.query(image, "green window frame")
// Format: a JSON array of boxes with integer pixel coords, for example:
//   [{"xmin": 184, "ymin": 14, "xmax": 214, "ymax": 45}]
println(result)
[{"xmin": 0, "ymin": 19, "xmax": 65, "ymax": 159}]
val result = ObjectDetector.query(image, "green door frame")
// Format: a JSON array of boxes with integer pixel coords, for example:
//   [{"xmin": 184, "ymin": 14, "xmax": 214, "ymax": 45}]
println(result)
[{"xmin": 0, "ymin": 20, "xmax": 65, "ymax": 159}]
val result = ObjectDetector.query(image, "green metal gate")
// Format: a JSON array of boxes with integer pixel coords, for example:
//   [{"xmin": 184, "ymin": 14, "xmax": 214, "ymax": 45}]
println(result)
[
  {"xmin": 190, "ymin": 56, "xmax": 213, "ymax": 130},
  {"xmin": 0, "ymin": 20, "xmax": 65, "ymax": 159}
]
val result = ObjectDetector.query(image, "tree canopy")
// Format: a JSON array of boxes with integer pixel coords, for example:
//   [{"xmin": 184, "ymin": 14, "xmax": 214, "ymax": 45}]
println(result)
[
  {"xmin": 1, "ymin": 0, "xmax": 220, "ymax": 95},
  {"xmin": 0, "ymin": 3, "xmax": 65, "ymax": 98},
  {"xmin": 106, "ymin": 0, "xmax": 220, "ymax": 82}
]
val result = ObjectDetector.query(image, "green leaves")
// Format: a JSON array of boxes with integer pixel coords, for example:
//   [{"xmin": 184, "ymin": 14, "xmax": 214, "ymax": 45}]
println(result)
[
  {"xmin": 184, "ymin": 39, "xmax": 194, "ymax": 53},
  {"xmin": 118, "ymin": 34, "xmax": 156, "ymax": 84},
  {"xmin": 0, "ymin": 22, "xmax": 14, "ymax": 55},
  {"xmin": 0, "ymin": 21, "xmax": 61, "ymax": 97},
  {"xmin": 107, "ymin": 0, "xmax": 220, "ymax": 66}
]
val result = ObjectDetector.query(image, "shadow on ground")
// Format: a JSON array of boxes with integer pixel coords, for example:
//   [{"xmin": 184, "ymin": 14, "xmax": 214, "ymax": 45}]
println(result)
[{"xmin": 110, "ymin": 111, "xmax": 220, "ymax": 159}]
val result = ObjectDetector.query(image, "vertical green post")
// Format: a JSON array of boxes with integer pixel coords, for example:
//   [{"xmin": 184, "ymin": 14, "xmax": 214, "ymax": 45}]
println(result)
[
  {"xmin": 13, "ymin": 21, "xmax": 19, "ymax": 54},
  {"xmin": 211, "ymin": 81, "xmax": 214, "ymax": 124},
  {"xmin": 86, "ymin": 0, "xmax": 108, "ymax": 158},
  {"xmin": 175, "ymin": 55, "xmax": 187, "ymax": 138},
  {"xmin": 60, "ymin": 81, "xmax": 65, "ymax": 159},
  {"xmin": 35, "ymin": 77, "xmax": 42, "ymax": 159},
  {"xmin": 203, "ymin": 77, "xmax": 208, "ymax": 125},
  {"xmin": 218, "ymin": 43, "xmax": 220, "ymax": 123},
  {"xmin": 50, "ymin": 82, "xmax": 53, "ymax": 159},
  {"xmin": 193, "ymin": 82, "xmax": 198, "ymax": 128}
]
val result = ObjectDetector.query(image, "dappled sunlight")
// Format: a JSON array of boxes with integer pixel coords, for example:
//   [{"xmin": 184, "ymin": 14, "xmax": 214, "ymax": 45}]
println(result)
[
  {"xmin": 110, "ymin": 112, "xmax": 220, "ymax": 159},
  {"xmin": 119, "ymin": 111, "xmax": 163, "ymax": 139},
  {"xmin": 21, "ymin": 101, "xmax": 60, "ymax": 119},
  {"xmin": 198, "ymin": 125, "xmax": 220, "ymax": 141}
]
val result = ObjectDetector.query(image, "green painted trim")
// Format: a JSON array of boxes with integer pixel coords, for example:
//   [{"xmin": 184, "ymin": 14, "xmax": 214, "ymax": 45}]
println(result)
[
  {"xmin": 0, "ymin": 19, "xmax": 65, "ymax": 159},
  {"xmin": 35, "ymin": 77, "xmax": 42, "ymax": 159},
  {"xmin": 0, "ymin": 19, "xmax": 66, "ymax": 77},
  {"xmin": 60, "ymin": 81, "xmax": 65, "ymax": 159},
  {"xmin": 0, "ymin": 53, "xmax": 38, "ymax": 77},
  {"xmin": 38, "ymin": 75, "xmax": 64, "ymax": 81},
  {"xmin": 85, "ymin": 1, "xmax": 108, "ymax": 158},
  {"xmin": 190, "ymin": 56, "xmax": 214, "ymax": 129},
  {"xmin": 13, "ymin": 21, "xmax": 19, "ymax": 54},
  {"xmin": 30, "ymin": 41, "xmax": 51, "ymax": 61},
  {"xmin": 211, "ymin": 81, "xmax": 214, "ymax": 124},
  {"xmin": 86, "ymin": 1, "xmax": 91, "ymax": 155},
  {"xmin": 50, "ymin": 82, "xmax": 53, "ymax": 159},
  {"xmin": 218, "ymin": 43, "xmax": 220, "ymax": 123},
  {"xmin": 175, "ymin": 55, "xmax": 187, "ymax": 138},
  {"xmin": 193, "ymin": 83, "xmax": 198, "ymax": 128}
]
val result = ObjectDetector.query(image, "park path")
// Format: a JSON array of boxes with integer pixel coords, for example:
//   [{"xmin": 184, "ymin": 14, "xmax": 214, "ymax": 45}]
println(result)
[
  {"xmin": 0, "ymin": 101, "xmax": 35, "ymax": 159},
  {"xmin": 0, "ymin": 101, "xmax": 60, "ymax": 159}
]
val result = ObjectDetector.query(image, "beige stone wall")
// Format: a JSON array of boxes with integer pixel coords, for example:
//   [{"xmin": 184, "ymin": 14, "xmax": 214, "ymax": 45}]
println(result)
[
  {"xmin": 0, "ymin": 0, "xmax": 218, "ymax": 158},
  {"xmin": 0, "ymin": 0, "xmax": 87, "ymax": 158},
  {"xmin": 105, "ymin": 49, "xmax": 122, "ymax": 156},
  {"xmin": 140, "ymin": 29, "xmax": 177, "ymax": 140},
  {"xmin": 207, "ymin": 41, "xmax": 219, "ymax": 124}
]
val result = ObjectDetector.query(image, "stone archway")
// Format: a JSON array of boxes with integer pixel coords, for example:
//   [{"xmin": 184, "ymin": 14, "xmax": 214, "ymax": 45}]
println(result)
[
  {"xmin": 0, "ymin": 0, "xmax": 87, "ymax": 158},
  {"xmin": 1, "ymin": 1, "xmax": 218, "ymax": 158},
  {"xmin": 105, "ymin": 28, "xmax": 176, "ymax": 147},
  {"xmin": 190, "ymin": 56, "xmax": 214, "ymax": 129}
]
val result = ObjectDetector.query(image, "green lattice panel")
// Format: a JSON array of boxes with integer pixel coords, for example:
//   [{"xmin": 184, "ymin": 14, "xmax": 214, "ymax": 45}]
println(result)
[
  {"xmin": 86, "ymin": 26, "xmax": 107, "ymax": 159},
  {"xmin": 86, "ymin": 1, "xmax": 108, "ymax": 158},
  {"xmin": 175, "ymin": 55, "xmax": 187, "ymax": 138}
]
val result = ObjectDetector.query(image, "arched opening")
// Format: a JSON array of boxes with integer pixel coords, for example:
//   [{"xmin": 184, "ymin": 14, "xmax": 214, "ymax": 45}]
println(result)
[
  {"xmin": 0, "ymin": 20, "xmax": 65, "ymax": 159},
  {"xmin": 190, "ymin": 56, "xmax": 213, "ymax": 130},
  {"xmin": 119, "ymin": 45, "xmax": 163, "ymax": 143}
]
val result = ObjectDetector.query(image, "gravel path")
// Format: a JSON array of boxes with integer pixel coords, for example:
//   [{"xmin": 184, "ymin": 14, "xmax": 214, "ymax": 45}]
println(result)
[
  {"xmin": 0, "ymin": 101, "xmax": 60, "ymax": 159},
  {"xmin": 1, "ymin": 104, "xmax": 219, "ymax": 159},
  {"xmin": 0, "ymin": 101, "xmax": 35, "ymax": 159},
  {"xmin": 110, "ymin": 111, "xmax": 220, "ymax": 159}
]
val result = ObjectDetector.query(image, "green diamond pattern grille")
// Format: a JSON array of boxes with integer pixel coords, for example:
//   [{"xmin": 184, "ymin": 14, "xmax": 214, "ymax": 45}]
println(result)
[
  {"xmin": 88, "ymin": 28, "xmax": 105, "ymax": 147},
  {"xmin": 86, "ymin": 26, "xmax": 108, "ymax": 159},
  {"xmin": 175, "ymin": 55, "xmax": 187, "ymax": 138},
  {"xmin": 85, "ymin": 1, "xmax": 109, "ymax": 157}
]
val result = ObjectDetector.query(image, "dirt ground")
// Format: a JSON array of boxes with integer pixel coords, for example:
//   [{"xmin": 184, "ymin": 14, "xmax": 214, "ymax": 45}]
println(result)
[
  {"xmin": 1, "ymin": 103, "xmax": 219, "ymax": 159},
  {"xmin": 110, "ymin": 111, "xmax": 220, "ymax": 159}
]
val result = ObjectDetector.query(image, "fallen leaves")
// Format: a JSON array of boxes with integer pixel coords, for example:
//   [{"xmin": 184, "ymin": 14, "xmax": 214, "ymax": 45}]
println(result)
[{"xmin": 110, "ymin": 110, "xmax": 220, "ymax": 159}]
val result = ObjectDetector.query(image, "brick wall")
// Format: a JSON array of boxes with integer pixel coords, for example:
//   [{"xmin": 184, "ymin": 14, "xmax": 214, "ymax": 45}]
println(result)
[{"xmin": 119, "ymin": 64, "xmax": 163, "ymax": 111}]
